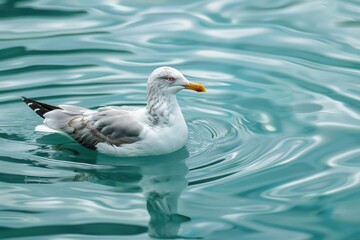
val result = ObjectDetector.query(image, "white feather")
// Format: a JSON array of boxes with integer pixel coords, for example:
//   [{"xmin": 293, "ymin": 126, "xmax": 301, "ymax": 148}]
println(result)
[{"xmin": 35, "ymin": 124, "xmax": 61, "ymax": 133}]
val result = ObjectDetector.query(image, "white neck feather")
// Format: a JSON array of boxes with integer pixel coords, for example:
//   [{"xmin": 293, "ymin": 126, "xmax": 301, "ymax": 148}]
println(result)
[{"xmin": 146, "ymin": 89, "xmax": 181, "ymax": 126}]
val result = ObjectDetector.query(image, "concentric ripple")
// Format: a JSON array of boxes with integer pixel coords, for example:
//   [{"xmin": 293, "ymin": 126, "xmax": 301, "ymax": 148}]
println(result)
[{"xmin": 0, "ymin": 0, "xmax": 360, "ymax": 239}]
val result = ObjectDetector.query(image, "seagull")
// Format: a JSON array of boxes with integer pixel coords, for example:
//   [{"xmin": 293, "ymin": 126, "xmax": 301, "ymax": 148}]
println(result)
[{"xmin": 21, "ymin": 66, "xmax": 206, "ymax": 157}]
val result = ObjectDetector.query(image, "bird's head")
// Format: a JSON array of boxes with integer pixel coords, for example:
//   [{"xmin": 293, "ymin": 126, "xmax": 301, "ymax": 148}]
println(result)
[{"xmin": 147, "ymin": 67, "xmax": 206, "ymax": 96}]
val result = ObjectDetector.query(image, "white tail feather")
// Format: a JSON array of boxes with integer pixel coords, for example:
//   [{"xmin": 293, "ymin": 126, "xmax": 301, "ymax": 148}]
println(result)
[{"xmin": 35, "ymin": 124, "xmax": 61, "ymax": 133}]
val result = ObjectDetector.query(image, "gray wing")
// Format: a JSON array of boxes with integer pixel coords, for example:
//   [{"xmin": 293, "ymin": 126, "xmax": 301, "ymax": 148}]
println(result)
[{"xmin": 45, "ymin": 106, "xmax": 143, "ymax": 150}]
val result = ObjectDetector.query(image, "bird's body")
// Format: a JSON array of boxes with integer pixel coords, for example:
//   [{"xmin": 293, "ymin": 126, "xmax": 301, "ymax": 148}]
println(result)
[{"xmin": 22, "ymin": 67, "xmax": 205, "ymax": 157}]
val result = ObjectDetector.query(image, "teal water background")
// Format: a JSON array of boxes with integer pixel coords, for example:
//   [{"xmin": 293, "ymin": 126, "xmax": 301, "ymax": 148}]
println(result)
[{"xmin": 1, "ymin": 0, "xmax": 360, "ymax": 239}]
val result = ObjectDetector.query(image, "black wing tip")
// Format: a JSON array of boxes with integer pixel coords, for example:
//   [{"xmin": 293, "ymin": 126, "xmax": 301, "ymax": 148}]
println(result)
[
  {"xmin": 21, "ymin": 96, "xmax": 62, "ymax": 119},
  {"xmin": 21, "ymin": 96, "xmax": 33, "ymax": 103},
  {"xmin": 21, "ymin": 96, "xmax": 34, "ymax": 105},
  {"xmin": 21, "ymin": 96, "xmax": 31, "ymax": 104}
]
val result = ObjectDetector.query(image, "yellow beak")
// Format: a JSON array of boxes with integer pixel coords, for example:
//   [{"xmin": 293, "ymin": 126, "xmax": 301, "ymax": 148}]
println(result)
[{"xmin": 184, "ymin": 81, "xmax": 206, "ymax": 92}]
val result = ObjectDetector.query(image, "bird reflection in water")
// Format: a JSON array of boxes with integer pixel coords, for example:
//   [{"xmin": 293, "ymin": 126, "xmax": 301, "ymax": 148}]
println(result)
[{"xmin": 94, "ymin": 148, "xmax": 190, "ymax": 239}]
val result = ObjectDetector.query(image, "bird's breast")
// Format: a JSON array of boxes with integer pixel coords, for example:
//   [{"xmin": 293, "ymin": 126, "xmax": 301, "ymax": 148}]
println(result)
[{"xmin": 155, "ymin": 120, "xmax": 188, "ymax": 152}]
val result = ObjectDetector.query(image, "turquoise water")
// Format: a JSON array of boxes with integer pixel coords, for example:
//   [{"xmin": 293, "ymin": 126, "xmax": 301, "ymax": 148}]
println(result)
[{"xmin": 1, "ymin": 0, "xmax": 360, "ymax": 239}]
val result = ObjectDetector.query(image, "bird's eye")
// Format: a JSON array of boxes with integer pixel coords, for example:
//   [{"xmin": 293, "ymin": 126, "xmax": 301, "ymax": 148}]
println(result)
[{"xmin": 167, "ymin": 76, "xmax": 175, "ymax": 82}]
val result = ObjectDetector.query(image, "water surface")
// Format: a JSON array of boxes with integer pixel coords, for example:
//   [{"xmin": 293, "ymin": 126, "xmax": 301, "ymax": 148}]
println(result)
[{"xmin": 0, "ymin": 0, "xmax": 360, "ymax": 239}]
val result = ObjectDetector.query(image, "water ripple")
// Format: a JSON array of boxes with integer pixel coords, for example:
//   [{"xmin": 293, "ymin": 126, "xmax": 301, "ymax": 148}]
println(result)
[{"xmin": 0, "ymin": 0, "xmax": 359, "ymax": 239}]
